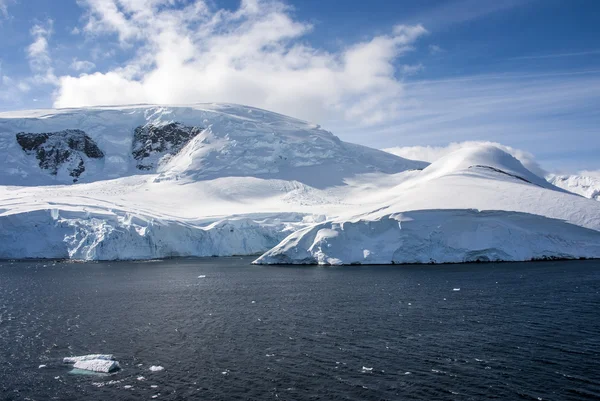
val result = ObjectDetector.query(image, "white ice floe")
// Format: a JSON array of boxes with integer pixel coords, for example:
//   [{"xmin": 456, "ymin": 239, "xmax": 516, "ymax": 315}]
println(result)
[
  {"xmin": 64, "ymin": 354, "xmax": 120, "ymax": 373},
  {"xmin": 73, "ymin": 359, "xmax": 120, "ymax": 373},
  {"xmin": 453, "ymin": 288, "xmax": 461, "ymax": 291},
  {"xmin": 361, "ymin": 366, "xmax": 373, "ymax": 372},
  {"xmin": 63, "ymin": 354, "xmax": 114, "ymax": 363},
  {"xmin": 149, "ymin": 366, "xmax": 164, "ymax": 372},
  {"xmin": 198, "ymin": 275, "xmax": 206, "ymax": 278},
  {"xmin": 38, "ymin": 364, "xmax": 47, "ymax": 369}
]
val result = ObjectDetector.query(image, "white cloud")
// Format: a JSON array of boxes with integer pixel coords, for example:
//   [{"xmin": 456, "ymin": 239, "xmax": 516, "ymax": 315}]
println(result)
[
  {"xmin": 384, "ymin": 141, "xmax": 547, "ymax": 177},
  {"xmin": 27, "ymin": 19, "xmax": 57, "ymax": 85},
  {"xmin": 53, "ymin": 0, "xmax": 427, "ymax": 125},
  {"xmin": 70, "ymin": 59, "xmax": 96, "ymax": 72}
]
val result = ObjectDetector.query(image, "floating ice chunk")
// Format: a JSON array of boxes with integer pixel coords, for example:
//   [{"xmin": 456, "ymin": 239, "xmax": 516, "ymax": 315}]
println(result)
[
  {"xmin": 137, "ymin": 376, "xmax": 145, "ymax": 381},
  {"xmin": 361, "ymin": 366, "xmax": 373, "ymax": 372},
  {"xmin": 124, "ymin": 385, "xmax": 133, "ymax": 389},
  {"xmin": 198, "ymin": 275, "xmax": 206, "ymax": 278},
  {"xmin": 151, "ymin": 385, "xmax": 158, "ymax": 388},
  {"xmin": 63, "ymin": 354, "xmax": 114, "ymax": 363},
  {"xmin": 149, "ymin": 366, "xmax": 164, "ymax": 372},
  {"xmin": 453, "ymin": 288, "xmax": 460, "ymax": 291},
  {"xmin": 38, "ymin": 364, "xmax": 47, "ymax": 369},
  {"xmin": 73, "ymin": 359, "xmax": 120, "ymax": 373}
]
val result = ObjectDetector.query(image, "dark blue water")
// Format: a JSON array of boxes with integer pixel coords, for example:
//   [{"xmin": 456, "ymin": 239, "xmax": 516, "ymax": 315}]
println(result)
[{"xmin": 0, "ymin": 258, "xmax": 599, "ymax": 401}]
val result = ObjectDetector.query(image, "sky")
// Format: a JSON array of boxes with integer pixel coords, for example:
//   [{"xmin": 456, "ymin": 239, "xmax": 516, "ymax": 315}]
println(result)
[{"xmin": 0, "ymin": 0, "xmax": 598, "ymax": 173}]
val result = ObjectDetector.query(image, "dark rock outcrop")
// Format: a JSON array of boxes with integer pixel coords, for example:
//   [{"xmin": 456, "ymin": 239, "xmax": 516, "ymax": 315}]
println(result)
[
  {"xmin": 16, "ymin": 130, "xmax": 104, "ymax": 182},
  {"xmin": 132, "ymin": 123, "xmax": 203, "ymax": 170}
]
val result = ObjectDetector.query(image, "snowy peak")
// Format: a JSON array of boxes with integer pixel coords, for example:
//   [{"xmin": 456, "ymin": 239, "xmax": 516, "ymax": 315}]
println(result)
[
  {"xmin": 420, "ymin": 145, "xmax": 555, "ymax": 189},
  {"xmin": 16, "ymin": 130, "xmax": 104, "ymax": 182}
]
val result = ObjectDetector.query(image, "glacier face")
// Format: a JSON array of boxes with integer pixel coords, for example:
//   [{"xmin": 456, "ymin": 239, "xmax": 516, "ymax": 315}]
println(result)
[
  {"xmin": 0, "ymin": 104, "xmax": 599, "ymax": 263},
  {"xmin": 254, "ymin": 210, "xmax": 600, "ymax": 265}
]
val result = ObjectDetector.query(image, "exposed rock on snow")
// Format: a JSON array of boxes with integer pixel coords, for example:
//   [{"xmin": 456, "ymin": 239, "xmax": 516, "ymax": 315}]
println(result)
[
  {"xmin": 132, "ymin": 122, "xmax": 203, "ymax": 171},
  {"xmin": 16, "ymin": 130, "xmax": 104, "ymax": 182}
]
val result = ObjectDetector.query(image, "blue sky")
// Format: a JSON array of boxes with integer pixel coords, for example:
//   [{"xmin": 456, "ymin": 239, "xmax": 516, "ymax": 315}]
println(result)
[{"xmin": 0, "ymin": 0, "xmax": 598, "ymax": 172}]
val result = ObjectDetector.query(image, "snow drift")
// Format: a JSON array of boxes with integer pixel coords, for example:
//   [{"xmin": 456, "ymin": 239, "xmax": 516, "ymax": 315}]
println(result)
[{"xmin": 1, "ymin": 104, "xmax": 599, "ymax": 263}]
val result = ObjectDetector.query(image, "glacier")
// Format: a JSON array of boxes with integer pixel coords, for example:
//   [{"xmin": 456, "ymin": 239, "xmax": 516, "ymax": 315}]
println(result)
[{"xmin": 0, "ymin": 104, "xmax": 599, "ymax": 264}]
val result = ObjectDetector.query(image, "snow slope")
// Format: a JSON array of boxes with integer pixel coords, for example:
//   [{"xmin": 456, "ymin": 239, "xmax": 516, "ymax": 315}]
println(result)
[
  {"xmin": 547, "ymin": 174, "xmax": 600, "ymax": 201},
  {"xmin": 1, "ymin": 105, "xmax": 599, "ymax": 263}
]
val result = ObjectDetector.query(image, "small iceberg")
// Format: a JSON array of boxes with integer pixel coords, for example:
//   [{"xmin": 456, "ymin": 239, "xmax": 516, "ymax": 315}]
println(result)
[
  {"xmin": 149, "ymin": 365, "xmax": 164, "ymax": 372},
  {"xmin": 64, "ymin": 354, "xmax": 120, "ymax": 373}
]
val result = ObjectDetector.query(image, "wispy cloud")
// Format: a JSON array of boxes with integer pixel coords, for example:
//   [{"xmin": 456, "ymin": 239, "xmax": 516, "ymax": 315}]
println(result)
[
  {"xmin": 70, "ymin": 59, "xmax": 96, "ymax": 72},
  {"xmin": 53, "ymin": 0, "xmax": 427, "ymax": 125},
  {"xmin": 336, "ymin": 70, "xmax": 600, "ymax": 172},
  {"xmin": 428, "ymin": 44, "xmax": 443, "ymax": 54},
  {"xmin": 402, "ymin": 63, "xmax": 425, "ymax": 75},
  {"xmin": 27, "ymin": 19, "xmax": 57, "ymax": 85},
  {"xmin": 403, "ymin": 0, "xmax": 532, "ymax": 30},
  {"xmin": 510, "ymin": 50, "xmax": 600, "ymax": 60},
  {"xmin": 0, "ymin": 0, "xmax": 9, "ymax": 18}
]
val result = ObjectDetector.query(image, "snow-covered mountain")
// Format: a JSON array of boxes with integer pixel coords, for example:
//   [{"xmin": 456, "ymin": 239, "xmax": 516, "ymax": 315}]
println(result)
[
  {"xmin": 547, "ymin": 174, "xmax": 600, "ymax": 201},
  {"xmin": 1, "ymin": 104, "xmax": 599, "ymax": 263}
]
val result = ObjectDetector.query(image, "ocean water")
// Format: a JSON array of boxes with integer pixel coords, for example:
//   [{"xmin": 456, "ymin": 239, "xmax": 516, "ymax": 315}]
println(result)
[{"xmin": 0, "ymin": 258, "xmax": 599, "ymax": 400}]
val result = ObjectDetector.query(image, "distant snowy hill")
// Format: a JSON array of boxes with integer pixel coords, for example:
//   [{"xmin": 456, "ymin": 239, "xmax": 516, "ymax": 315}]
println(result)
[
  {"xmin": 547, "ymin": 174, "xmax": 600, "ymax": 201},
  {"xmin": 1, "ymin": 104, "xmax": 599, "ymax": 263}
]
